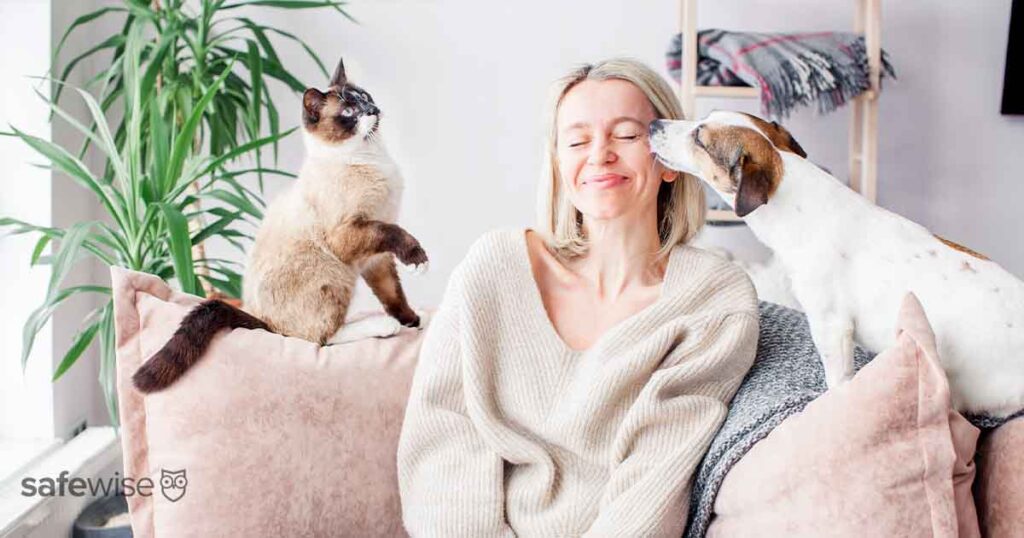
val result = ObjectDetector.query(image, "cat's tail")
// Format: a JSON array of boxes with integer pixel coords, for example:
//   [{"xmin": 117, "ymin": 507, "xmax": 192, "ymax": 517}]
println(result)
[{"xmin": 132, "ymin": 300, "xmax": 270, "ymax": 393}]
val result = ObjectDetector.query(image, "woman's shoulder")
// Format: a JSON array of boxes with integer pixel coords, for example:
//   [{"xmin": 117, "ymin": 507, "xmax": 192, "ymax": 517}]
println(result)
[
  {"xmin": 464, "ymin": 227, "xmax": 523, "ymax": 258},
  {"xmin": 448, "ymin": 227, "xmax": 528, "ymax": 288},
  {"xmin": 669, "ymin": 243, "xmax": 759, "ymax": 316},
  {"xmin": 459, "ymin": 227, "xmax": 524, "ymax": 268}
]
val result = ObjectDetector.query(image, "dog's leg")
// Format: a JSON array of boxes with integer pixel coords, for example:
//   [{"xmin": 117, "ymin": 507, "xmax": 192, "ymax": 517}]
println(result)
[{"xmin": 807, "ymin": 312, "xmax": 856, "ymax": 389}]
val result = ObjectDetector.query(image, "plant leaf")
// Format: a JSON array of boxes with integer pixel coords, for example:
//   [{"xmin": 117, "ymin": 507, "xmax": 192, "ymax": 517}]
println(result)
[
  {"xmin": 165, "ymin": 57, "xmax": 237, "ymax": 193},
  {"xmin": 8, "ymin": 127, "xmax": 128, "ymax": 230},
  {"xmin": 191, "ymin": 210, "xmax": 243, "ymax": 244},
  {"xmin": 46, "ymin": 222, "xmax": 93, "ymax": 300},
  {"xmin": 96, "ymin": 303, "xmax": 119, "ymax": 430},
  {"xmin": 20, "ymin": 284, "xmax": 111, "ymax": 373},
  {"xmin": 193, "ymin": 127, "xmax": 296, "ymax": 181},
  {"xmin": 54, "ymin": 34, "xmax": 126, "ymax": 105},
  {"xmin": 200, "ymin": 273, "xmax": 242, "ymax": 298},
  {"xmin": 52, "ymin": 6, "xmax": 127, "ymax": 70},
  {"xmin": 201, "ymin": 189, "xmax": 263, "ymax": 219},
  {"xmin": 30, "ymin": 235, "xmax": 51, "ymax": 266},
  {"xmin": 52, "ymin": 321, "xmax": 101, "ymax": 381},
  {"xmin": 158, "ymin": 203, "xmax": 201, "ymax": 296}
]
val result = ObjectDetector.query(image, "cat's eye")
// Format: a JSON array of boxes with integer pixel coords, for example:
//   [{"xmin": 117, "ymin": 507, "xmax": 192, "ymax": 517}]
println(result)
[{"xmin": 341, "ymin": 106, "xmax": 355, "ymax": 117}]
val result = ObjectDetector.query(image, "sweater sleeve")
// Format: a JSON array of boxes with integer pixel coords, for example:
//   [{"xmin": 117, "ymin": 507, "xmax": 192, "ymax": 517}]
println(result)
[
  {"xmin": 582, "ymin": 311, "xmax": 759, "ymax": 538},
  {"xmin": 396, "ymin": 268, "xmax": 517, "ymax": 538}
]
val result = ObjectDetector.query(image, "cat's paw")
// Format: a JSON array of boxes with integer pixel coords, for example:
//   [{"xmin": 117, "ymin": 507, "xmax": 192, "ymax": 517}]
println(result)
[
  {"xmin": 414, "ymin": 309, "xmax": 430, "ymax": 329},
  {"xmin": 396, "ymin": 240, "xmax": 429, "ymax": 269},
  {"xmin": 327, "ymin": 315, "xmax": 403, "ymax": 345},
  {"xmin": 399, "ymin": 259, "xmax": 429, "ymax": 275}
]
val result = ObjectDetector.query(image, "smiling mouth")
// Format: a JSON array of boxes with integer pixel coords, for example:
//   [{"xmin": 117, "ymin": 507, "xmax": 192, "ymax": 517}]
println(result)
[{"xmin": 583, "ymin": 174, "xmax": 628, "ymax": 185}]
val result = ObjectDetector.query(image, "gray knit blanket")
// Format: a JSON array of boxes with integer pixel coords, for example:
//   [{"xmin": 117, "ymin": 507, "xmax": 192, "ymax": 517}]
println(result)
[
  {"xmin": 666, "ymin": 29, "xmax": 896, "ymax": 118},
  {"xmin": 683, "ymin": 301, "xmax": 1019, "ymax": 538}
]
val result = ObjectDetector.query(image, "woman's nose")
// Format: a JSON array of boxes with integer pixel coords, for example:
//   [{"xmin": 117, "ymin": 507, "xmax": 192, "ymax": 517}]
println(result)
[{"xmin": 586, "ymin": 138, "xmax": 617, "ymax": 165}]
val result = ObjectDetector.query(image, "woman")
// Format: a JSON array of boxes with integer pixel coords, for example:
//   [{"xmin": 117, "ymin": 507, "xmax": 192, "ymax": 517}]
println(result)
[{"xmin": 397, "ymin": 58, "xmax": 759, "ymax": 537}]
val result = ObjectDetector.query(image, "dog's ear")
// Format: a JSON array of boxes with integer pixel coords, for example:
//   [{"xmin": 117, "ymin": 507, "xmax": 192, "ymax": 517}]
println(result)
[
  {"xmin": 303, "ymin": 88, "xmax": 326, "ymax": 124},
  {"xmin": 329, "ymin": 56, "xmax": 347, "ymax": 87},
  {"xmin": 734, "ymin": 159, "xmax": 773, "ymax": 216},
  {"xmin": 730, "ymin": 145, "xmax": 782, "ymax": 217},
  {"xmin": 737, "ymin": 112, "xmax": 808, "ymax": 158},
  {"xmin": 769, "ymin": 120, "xmax": 807, "ymax": 158}
]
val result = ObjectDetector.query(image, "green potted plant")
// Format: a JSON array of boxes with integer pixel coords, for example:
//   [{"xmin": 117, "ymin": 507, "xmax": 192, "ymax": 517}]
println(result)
[{"xmin": 1, "ymin": 0, "xmax": 352, "ymax": 428}]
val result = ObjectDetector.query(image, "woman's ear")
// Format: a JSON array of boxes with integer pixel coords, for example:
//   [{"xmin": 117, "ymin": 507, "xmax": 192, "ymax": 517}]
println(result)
[{"xmin": 661, "ymin": 169, "xmax": 679, "ymax": 182}]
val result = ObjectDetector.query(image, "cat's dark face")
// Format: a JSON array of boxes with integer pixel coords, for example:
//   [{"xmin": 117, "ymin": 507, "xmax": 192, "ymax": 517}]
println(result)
[{"xmin": 302, "ymin": 56, "xmax": 380, "ymax": 143}]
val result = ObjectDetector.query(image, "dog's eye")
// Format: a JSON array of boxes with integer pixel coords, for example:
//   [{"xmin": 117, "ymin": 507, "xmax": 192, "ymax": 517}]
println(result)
[
  {"xmin": 693, "ymin": 125, "xmax": 706, "ymax": 148},
  {"xmin": 340, "ymin": 106, "xmax": 355, "ymax": 117}
]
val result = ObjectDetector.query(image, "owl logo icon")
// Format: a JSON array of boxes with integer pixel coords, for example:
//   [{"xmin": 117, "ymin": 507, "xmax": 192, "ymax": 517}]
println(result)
[{"xmin": 159, "ymin": 469, "xmax": 187, "ymax": 502}]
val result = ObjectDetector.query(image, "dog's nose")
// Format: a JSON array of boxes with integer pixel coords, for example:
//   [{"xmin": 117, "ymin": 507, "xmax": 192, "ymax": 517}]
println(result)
[
  {"xmin": 366, "ymin": 104, "xmax": 380, "ymax": 116},
  {"xmin": 649, "ymin": 120, "xmax": 665, "ymax": 137}
]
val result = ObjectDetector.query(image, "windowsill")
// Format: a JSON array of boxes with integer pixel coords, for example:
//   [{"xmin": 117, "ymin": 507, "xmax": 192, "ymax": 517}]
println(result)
[
  {"xmin": 0, "ymin": 427, "xmax": 121, "ymax": 536},
  {"xmin": 0, "ymin": 438, "xmax": 61, "ymax": 486}
]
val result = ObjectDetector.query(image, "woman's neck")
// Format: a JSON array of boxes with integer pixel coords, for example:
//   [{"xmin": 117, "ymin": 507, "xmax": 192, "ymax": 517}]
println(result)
[{"xmin": 571, "ymin": 212, "xmax": 666, "ymax": 301}]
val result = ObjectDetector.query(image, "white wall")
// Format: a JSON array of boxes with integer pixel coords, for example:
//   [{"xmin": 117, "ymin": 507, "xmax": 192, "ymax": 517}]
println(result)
[
  {"xmin": 207, "ymin": 0, "xmax": 1022, "ymax": 313},
  {"xmin": 0, "ymin": 0, "xmax": 56, "ymax": 441},
  {"xmin": 48, "ymin": 0, "xmax": 116, "ymax": 437},
  {"xmin": 1, "ymin": 0, "xmax": 112, "ymax": 439}
]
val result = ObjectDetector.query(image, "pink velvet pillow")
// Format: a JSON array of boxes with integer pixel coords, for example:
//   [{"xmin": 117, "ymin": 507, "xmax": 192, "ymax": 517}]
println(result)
[
  {"xmin": 707, "ymin": 293, "xmax": 980, "ymax": 538},
  {"xmin": 112, "ymin": 267, "xmax": 418, "ymax": 538},
  {"xmin": 975, "ymin": 416, "xmax": 1024, "ymax": 537}
]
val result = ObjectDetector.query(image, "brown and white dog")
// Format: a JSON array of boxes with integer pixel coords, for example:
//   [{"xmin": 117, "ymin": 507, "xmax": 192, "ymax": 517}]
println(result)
[{"xmin": 649, "ymin": 110, "xmax": 1024, "ymax": 417}]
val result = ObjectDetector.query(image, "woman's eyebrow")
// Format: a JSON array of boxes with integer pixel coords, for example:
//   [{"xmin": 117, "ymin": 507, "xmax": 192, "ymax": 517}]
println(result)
[{"xmin": 562, "ymin": 116, "xmax": 646, "ymax": 131}]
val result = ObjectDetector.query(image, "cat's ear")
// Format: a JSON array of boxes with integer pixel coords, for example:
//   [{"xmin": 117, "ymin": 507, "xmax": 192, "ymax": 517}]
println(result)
[
  {"xmin": 329, "ymin": 57, "xmax": 346, "ymax": 87},
  {"xmin": 303, "ymin": 88, "xmax": 326, "ymax": 124}
]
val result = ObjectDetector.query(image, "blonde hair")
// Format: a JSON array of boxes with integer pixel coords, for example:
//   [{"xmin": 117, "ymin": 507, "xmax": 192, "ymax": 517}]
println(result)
[{"xmin": 536, "ymin": 57, "xmax": 705, "ymax": 260}]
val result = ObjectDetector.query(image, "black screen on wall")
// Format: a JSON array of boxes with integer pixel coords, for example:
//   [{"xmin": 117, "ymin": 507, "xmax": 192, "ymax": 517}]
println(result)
[{"xmin": 1003, "ymin": 0, "xmax": 1023, "ymax": 114}]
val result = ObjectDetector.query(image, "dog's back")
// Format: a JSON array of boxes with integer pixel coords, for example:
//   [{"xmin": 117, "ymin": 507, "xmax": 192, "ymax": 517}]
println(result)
[{"xmin": 788, "ymin": 155, "xmax": 1024, "ymax": 415}]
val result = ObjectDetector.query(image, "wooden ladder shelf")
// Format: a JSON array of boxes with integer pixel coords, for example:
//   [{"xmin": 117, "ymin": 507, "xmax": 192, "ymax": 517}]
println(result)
[{"xmin": 677, "ymin": 0, "xmax": 882, "ymax": 223}]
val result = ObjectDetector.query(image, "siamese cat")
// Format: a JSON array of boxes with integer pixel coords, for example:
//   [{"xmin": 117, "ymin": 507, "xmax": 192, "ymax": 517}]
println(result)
[{"xmin": 133, "ymin": 56, "xmax": 428, "ymax": 393}]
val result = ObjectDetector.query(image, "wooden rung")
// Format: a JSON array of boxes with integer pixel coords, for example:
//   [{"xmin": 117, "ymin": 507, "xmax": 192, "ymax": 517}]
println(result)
[
  {"xmin": 706, "ymin": 209, "xmax": 745, "ymax": 223},
  {"xmin": 695, "ymin": 85, "xmax": 760, "ymax": 99}
]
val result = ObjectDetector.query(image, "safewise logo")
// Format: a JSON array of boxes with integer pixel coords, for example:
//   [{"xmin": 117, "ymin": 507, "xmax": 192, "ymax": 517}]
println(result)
[{"xmin": 21, "ymin": 468, "xmax": 188, "ymax": 502}]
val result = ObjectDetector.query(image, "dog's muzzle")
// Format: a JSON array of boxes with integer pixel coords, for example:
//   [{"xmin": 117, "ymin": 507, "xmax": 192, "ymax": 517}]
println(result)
[{"xmin": 649, "ymin": 119, "xmax": 700, "ymax": 175}]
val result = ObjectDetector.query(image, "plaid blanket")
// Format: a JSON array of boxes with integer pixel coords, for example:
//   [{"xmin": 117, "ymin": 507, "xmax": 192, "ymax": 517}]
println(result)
[{"xmin": 667, "ymin": 29, "xmax": 896, "ymax": 118}]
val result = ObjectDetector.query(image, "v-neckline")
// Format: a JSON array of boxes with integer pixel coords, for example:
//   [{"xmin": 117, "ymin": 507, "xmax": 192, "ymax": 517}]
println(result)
[{"xmin": 516, "ymin": 229, "xmax": 682, "ymax": 355}]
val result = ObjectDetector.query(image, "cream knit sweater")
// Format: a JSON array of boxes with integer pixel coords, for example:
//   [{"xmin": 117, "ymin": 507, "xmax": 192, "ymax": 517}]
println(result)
[{"xmin": 397, "ymin": 229, "xmax": 759, "ymax": 538}]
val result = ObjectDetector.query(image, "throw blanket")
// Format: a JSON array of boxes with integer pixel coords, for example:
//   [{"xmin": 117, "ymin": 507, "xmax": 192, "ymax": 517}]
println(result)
[
  {"xmin": 666, "ymin": 29, "xmax": 897, "ymax": 118},
  {"xmin": 684, "ymin": 301, "xmax": 1019, "ymax": 538}
]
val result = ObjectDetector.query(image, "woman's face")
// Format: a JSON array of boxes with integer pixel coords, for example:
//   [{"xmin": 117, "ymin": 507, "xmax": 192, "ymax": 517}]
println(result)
[{"xmin": 555, "ymin": 78, "xmax": 673, "ymax": 223}]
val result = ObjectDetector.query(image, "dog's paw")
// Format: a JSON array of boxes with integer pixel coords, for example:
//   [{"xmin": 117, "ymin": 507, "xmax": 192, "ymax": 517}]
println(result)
[{"xmin": 824, "ymin": 370, "xmax": 853, "ymax": 390}]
